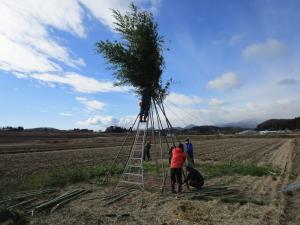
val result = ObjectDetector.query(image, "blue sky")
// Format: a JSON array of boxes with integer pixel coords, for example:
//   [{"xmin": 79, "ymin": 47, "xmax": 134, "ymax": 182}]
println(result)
[{"xmin": 0, "ymin": 0, "xmax": 300, "ymax": 130}]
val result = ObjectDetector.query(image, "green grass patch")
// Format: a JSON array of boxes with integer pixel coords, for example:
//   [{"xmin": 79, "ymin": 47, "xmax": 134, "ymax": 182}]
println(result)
[
  {"xmin": 25, "ymin": 163, "xmax": 124, "ymax": 189},
  {"xmin": 143, "ymin": 161, "xmax": 158, "ymax": 173},
  {"xmin": 196, "ymin": 161, "xmax": 280, "ymax": 179}
]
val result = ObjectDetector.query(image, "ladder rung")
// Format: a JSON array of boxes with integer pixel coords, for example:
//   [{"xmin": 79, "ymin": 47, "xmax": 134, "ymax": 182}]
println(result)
[
  {"xmin": 120, "ymin": 181, "xmax": 143, "ymax": 185},
  {"xmin": 124, "ymin": 173, "xmax": 142, "ymax": 176},
  {"xmin": 131, "ymin": 157, "xmax": 142, "ymax": 160},
  {"xmin": 128, "ymin": 165, "xmax": 142, "ymax": 168}
]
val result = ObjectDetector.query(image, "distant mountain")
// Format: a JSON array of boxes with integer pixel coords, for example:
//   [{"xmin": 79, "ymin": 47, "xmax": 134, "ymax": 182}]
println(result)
[
  {"xmin": 257, "ymin": 117, "xmax": 300, "ymax": 131},
  {"xmin": 187, "ymin": 125, "xmax": 244, "ymax": 134},
  {"xmin": 172, "ymin": 126, "xmax": 185, "ymax": 131},
  {"xmin": 170, "ymin": 125, "xmax": 245, "ymax": 134},
  {"xmin": 184, "ymin": 124, "xmax": 198, "ymax": 129},
  {"xmin": 218, "ymin": 119, "xmax": 260, "ymax": 129}
]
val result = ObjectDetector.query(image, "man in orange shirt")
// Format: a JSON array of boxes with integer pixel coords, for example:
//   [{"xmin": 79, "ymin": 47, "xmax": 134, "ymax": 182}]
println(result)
[{"xmin": 170, "ymin": 143, "xmax": 186, "ymax": 193}]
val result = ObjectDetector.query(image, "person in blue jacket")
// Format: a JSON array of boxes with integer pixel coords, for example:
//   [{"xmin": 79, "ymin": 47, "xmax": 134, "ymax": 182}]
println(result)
[{"xmin": 184, "ymin": 138, "xmax": 194, "ymax": 166}]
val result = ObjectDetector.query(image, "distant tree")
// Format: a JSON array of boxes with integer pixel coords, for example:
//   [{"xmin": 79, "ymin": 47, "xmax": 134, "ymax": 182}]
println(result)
[
  {"xmin": 0, "ymin": 126, "xmax": 23, "ymax": 131},
  {"xmin": 105, "ymin": 126, "xmax": 127, "ymax": 133},
  {"xmin": 17, "ymin": 126, "xmax": 24, "ymax": 131},
  {"xmin": 73, "ymin": 128, "xmax": 93, "ymax": 133},
  {"xmin": 96, "ymin": 3, "xmax": 170, "ymax": 101},
  {"xmin": 6, "ymin": 126, "xmax": 13, "ymax": 131}
]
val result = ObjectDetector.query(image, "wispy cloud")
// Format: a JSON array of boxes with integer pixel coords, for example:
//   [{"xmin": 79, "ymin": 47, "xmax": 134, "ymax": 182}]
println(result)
[
  {"xmin": 208, "ymin": 72, "xmax": 240, "ymax": 90},
  {"xmin": 212, "ymin": 32, "xmax": 246, "ymax": 46},
  {"xmin": 277, "ymin": 78, "xmax": 298, "ymax": 85},
  {"xmin": 29, "ymin": 72, "xmax": 125, "ymax": 93},
  {"xmin": 243, "ymin": 39, "xmax": 287, "ymax": 61},
  {"xmin": 79, "ymin": 0, "xmax": 161, "ymax": 30},
  {"xmin": 208, "ymin": 98, "xmax": 226, "ymax": 107},
  {"xmin": 0, "ymin": 0, "xmax": 85, "ymax": 74},
  {"xmin": 59, "ymin": 112, "xmax": 72, "ymax": 116},
  {"xmin": 228, "ymin": 32, "xmax": 246, "ymax": 45},
  {"xmin": 79, "ymin": 0, "xmax": 130, "ymax": 30},
  {"xmin": 76, "ymin": 97, "xmax": 105, "ymax": 111},
  {"xmin": 0, "ymin": 0, "xmax": 159, "ymax": 76}
]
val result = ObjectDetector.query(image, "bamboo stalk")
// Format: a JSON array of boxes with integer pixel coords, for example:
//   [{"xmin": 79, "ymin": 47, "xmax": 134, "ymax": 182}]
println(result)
[
  {"xmin": 33, "ymin": 190, "xmax": 83, "ymax": 212},
  {"xmin": 0, "ymin": 189, "xmax": 57, "ymax": 205},
  {"xmin": 102, "ymin": 192, "xmax": 130, "ymax": 206},
  {"xmin": 101, "ymin": 190, "xmax": 133, "ymax": 201},
  {"xmin": 50, "ymin": 190, "xmax": 91, "ymax": 213},
  {"xmin": 7, "ymin": 198, "xmax": 36, "ymax": 210}
]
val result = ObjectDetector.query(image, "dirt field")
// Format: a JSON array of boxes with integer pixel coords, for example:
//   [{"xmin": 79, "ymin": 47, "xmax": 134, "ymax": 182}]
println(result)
[{"xmin": 1, "ymin": 132, "xmax": 300, "ymax": 225}]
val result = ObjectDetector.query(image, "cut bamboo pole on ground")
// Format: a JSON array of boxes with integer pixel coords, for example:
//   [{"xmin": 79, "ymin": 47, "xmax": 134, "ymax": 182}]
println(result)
[
  {"xmin": 31, "ymin": 189, "xmax": 90, "ymax": 214},
  {"xmin": 102, "ymin": 192, "xmax": 131, "ymax": 206},
  {"xmin": 0, "ymin": 189, "xmax": 57, "ymax": 205},
  {"xmin": 50, "ymin": 190, "xmax": 91, "ymax": 213},
  {"xmin": 7, "ymin": 198, "xmax": 36, "ymax": 210}
]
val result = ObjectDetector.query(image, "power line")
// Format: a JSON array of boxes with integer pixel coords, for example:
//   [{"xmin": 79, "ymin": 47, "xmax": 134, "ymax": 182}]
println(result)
[
  {"xmin": 163, "ymin": 103, "xmax": 189, "ymax": 128},
  {"xmin": 165, "ymin": 100, "xmax": 205, "ymax": 125}
]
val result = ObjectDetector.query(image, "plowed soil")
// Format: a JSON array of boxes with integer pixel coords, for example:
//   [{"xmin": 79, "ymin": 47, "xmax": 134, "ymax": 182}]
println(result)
[{"xmin": 1, "ymin": 132, "xmax": 300, "ymax": 224}]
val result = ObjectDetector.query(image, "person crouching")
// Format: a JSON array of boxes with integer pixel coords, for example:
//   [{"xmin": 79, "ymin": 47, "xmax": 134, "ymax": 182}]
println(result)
[
  {"xmin": 170, "ymin": 143, "xmax": 186, "ymax": 193},
  {"xmin": 184, "ymin": 166, "xmax": 204, "ymax": 189}
]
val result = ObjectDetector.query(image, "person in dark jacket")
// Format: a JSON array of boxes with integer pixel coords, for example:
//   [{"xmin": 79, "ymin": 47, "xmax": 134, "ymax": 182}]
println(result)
[
  {"xmin": 139, "ymin": 89, "xmax": 151, "ymax": 122},
  {"xmin": 170, "ymin": 143, "xmax": 186, "ymax": 193},
  {"xmin": 184, "ymin": 166, "xmax": 204, "ymax": 189},
  {"xmin": 143, "ymin": 141, "xmax": 151, "ymax": 161}
]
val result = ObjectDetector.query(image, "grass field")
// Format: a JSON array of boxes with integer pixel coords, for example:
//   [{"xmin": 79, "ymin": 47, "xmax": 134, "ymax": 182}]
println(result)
[{"xmin": 0, "ymin": 132, "xmax": 300, "ymax": 225}]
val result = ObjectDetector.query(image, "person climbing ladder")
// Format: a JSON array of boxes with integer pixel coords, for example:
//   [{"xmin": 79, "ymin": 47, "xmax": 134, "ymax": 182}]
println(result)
[{"xmin": 139, "ymin": 89, "xmax": 151, "ymax": 122}]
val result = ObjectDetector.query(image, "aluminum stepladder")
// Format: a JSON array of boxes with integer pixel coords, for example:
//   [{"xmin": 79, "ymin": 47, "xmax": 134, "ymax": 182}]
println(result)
[{"xmin": 117, "ymin": 117, "xmax": 149, "ymax": 189}]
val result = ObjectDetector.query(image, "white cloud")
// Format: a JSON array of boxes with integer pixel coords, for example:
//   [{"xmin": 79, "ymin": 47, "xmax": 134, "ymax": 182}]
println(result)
[
  {"xmin": 117, "ymin": 115, "xmax": 137, "ymax": 127},
  {"xmin": 208, "ymin": 72, "xmax": 240, "ymax": 90},
  {"xmin": 163, "ymin": 97, "xmax": 300, "ymax": 127},
  {"xmin": 76, "ymin": 97, "xmax": 105, "ymax": 111},
  {"xmin": 0, "ymin": 0, "xmax": 158, "ymax": 75},
  {"xmin": 243, "ymin": 39, "xmax": 287, "ymax": 61},
  {"xmin": 208, "ymin": 98, "xmax": 226, "ymax": 107},
  {"xmin": 76, "ymin": 115, "xmax": 116, "ymax": 127},
  {"xmin": 76, "ymin": 114, "xmax": 136, "ymax": 130},
  {"xmin": 166, "ymin": 92, "xmax": 202, "ymax": 106},
  {"xmin": 79, "ymin": 0, "xmax": 161, "ymax": 30},
  {"xmin": 0, "ymin": 0, "xmax": 85, "ymax": 74},
  {"xmin": 29, "ymin": 72, "xmax": 125, "ymax": 93},
  {"xmin": 79, "ymin": 0, "xmax": 131, "ymax": 30}
]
